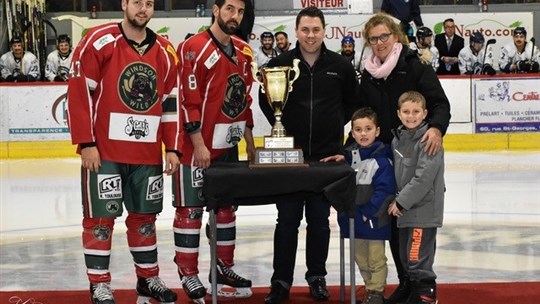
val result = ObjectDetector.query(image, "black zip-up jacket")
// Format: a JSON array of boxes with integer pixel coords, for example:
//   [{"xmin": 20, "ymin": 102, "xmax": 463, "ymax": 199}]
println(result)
[
  {"xmin": 259, "ymin": 42, "xmax": 361, "ymax": 161},
  {"xmin": 360, "ymin": 45, "xmax": 451, "ymax": 144}
]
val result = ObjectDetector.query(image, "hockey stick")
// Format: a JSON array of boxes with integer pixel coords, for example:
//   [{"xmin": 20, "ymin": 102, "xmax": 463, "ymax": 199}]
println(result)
[
  {"xmin": 5, "ymin": 0, "xmax": 13, "ymax": 40},
  {"xmin": 481, "ymin": 38, "xmax": 496, "ymax": 74},
  {"xmin": 531, "ymin": 37, "xmax": 536, "ymax": 61}
]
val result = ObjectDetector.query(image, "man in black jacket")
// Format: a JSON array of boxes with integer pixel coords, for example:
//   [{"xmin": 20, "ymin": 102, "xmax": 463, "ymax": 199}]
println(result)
[
  {"xmin": 434, "ymin": 18, "xmax": 464, "ymax": 75},
  {"xmin": 259, "ymin": 6, "xmax": 361, "ymax": 304}
]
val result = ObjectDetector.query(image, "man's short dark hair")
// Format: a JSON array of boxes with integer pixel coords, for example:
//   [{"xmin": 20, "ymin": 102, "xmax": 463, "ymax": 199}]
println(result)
[
  {"xmin": 443, "ymin": 18, "xmax": 454, "ymax": 25},
  {"xmin": 296, "ymin": 6, "xmax": 325, "ymax": 29},
  {"xmin": 215, "ymin": 0, "xmax": 245, "ymax": 8},
  {"xmin": 275, "ymin": 31, "xmax": 288, "ymax": 39}
]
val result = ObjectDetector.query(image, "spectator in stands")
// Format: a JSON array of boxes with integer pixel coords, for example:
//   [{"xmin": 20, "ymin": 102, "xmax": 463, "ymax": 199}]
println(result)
[
  {"xmin": 340, "ymin": 35, "xmax": 363, "ymax": 82},
  {"xmin": 45, "ymin": 34, "xmax": 73, "ymax": 82},
  {"xmin": 434, "ymin": 18, "xmax": 464, "ymax": 75},
  {"xmin": 458, "ymin": 32, "xmax": 496, "ymax": 75},
  {"xmin": 381, "ymin": 0, "xmax": 423, "ymax": 43},
  {"xmin": 410, "ymin": 26, "xmax": 439, "ymax": 72},
  {"xmin": 499, "ymin": 27, "xmax": 540, "ymax": 73},
  {"xmin": 255, "ymin": 31, "xmax": 279, "ymax": 69},
  {"xmin": 340, "ymin": 35, "xmax": 361, "ymax": 69},
  {"xmin": 274, "ymin": 31, "xmax": 292, "ymax": 54},
  {"xmin": 0, "ymin": 36, "xmax": 40, "ymax": 82}
]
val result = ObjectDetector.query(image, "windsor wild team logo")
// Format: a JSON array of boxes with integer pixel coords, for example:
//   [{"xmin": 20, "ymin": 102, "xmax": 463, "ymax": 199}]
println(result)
[
  {"xmin": 222, "ymin": 73, "xmax": 247, "ymax": 119},
  {"xmin": 119, "ymin": 62, "xmax": 159, "ymax": 112}
]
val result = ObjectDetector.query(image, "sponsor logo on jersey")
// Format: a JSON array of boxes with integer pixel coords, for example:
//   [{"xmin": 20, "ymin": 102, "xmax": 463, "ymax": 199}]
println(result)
[
  {"xmin": 125, "ymin": 116, "xmax": 150, "ymax": 139},
  {"xmin": 109, "ymin": 113, "xmax": 159, "ymax": 143},
  {"xmin": 98, "ymin": 174, "xmax": 122, "ymax": 200},
  {"xmin": 191, "ymin": 166, "xmax": 204, "ymax": 188},
  {"xmin": 226, "ymin": 124, "xmax": 244, "ymax": 146},
  {"xmin": 222, "ymin": 73, "xmax": 247, "ymax": 119},
  {"xmin": 118, "ymin": 62, "xmax": 158, "ymax": 112},
  {"xmin": 93, "ymin": 225, "xmax": 111, "ymax": 241},
  {"xmin": 93, "ymin": 33, "xmax": 115, "ymax": 51},
  {"xmin": 138, "ymin": 222, "xmax": 156, "ymax": 238},
  {"xmin": 205, "ymin": 50, "xmax": 220, "ymax": 69},
  {"xmin": 146, "ymin": 175, "xmax": 164, "ymax": 200},
  {"xmin": 212, "ymin": 121, "xmax": 246, "ymax": 149}
]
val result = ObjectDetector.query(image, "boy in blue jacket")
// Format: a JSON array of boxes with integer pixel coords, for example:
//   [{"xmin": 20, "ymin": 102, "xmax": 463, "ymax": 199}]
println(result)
[{"xmin": 322, "ymin": 107, "xmax": 396, "ymax": 304}]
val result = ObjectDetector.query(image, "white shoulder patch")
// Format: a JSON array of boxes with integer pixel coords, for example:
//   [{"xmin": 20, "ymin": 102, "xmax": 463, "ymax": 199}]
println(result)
[
  {"xmin": 93, "ymin": 34, "xmax": 115, "ymax": 51},
  {"xmin": 204, "ymin": 50, "xmax": 220, "ymax": 69}
]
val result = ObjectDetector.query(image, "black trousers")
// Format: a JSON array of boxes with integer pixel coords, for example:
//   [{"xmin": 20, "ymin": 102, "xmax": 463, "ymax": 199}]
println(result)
[
  {"xmin": 270, "ymin": 193, "xmax": 331, "ymax": 286},
  {"xmin": 390, "ymin": 216, "xmax": 407, "ymax": 282}
]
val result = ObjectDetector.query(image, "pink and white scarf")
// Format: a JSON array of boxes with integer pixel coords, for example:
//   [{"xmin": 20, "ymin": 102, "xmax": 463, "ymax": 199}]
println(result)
[{"xmin": 365, "ymin": 43, "xmax": 403, "ymax": 79}]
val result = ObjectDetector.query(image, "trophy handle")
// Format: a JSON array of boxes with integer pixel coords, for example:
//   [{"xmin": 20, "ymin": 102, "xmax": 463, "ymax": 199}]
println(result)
[
  {"xmin": 251, "ymin": 61, "xmax": 265, "ymax": 93},
  {"xmin": 288, "ymin": 59, "xmax": 301, "ymax": 92}
]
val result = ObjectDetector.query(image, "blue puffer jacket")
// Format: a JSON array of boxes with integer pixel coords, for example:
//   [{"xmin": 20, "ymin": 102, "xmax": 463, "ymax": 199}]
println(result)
[{"xmin": 338, "ymin": 141, "xmax": 397, "ymax": 240}]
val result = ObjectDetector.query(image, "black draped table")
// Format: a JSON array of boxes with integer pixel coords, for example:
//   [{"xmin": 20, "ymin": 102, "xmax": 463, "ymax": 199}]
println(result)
[{"xmin": 203, "ymin": 161, "xmax": 358, "ymax": 303}]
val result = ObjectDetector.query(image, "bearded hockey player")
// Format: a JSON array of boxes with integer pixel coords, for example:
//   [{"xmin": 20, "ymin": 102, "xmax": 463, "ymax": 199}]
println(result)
[
  {"xmin": 66, "ymin": 0, "xmax": 181, "ymax": 303},
  {"xmin": 409, "ymin": 26, "xmax": 439, "ymax": 72},
  {"xmin": 172, "ymin": 0, "xmax": 255, "ymax": 303},
  {"xmin": 499, "ymin": 27, "xmax": 540, "ymax": 73},
  {"xmin": 45, "ymin": 34, "xmax": 73, "ymax": 82},
  {"xmin": 458, "ymin": 32, "xmax": 496, "ymax": 75},
  {"xmin": 0, "ymin": 36, "xmax": 40, "ymax": 82}
]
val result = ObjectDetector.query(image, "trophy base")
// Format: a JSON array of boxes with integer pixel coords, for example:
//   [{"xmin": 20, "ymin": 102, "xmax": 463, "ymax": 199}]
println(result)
[
  {"xmin": 264, "ymin": 136, "xmax": 295, "ymax": 149},
  {"xmin": 249, "ymin": 148, "xmax": 309, "ymax": 168}
]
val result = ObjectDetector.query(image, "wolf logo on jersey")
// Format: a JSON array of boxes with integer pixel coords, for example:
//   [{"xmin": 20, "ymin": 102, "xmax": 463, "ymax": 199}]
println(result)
[
  {"xmin": 119, "ymin": 63, "xmax": 158, "ymax": 112},
  {"xmin": 222, "ymin": 73, "xmax": 247, "ymax": 119}
]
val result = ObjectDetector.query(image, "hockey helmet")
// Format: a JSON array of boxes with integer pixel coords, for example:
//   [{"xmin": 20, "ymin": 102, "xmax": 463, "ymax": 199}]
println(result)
[
  {"xmin": 470, "ymin": 32, "xmax": 485, "ymax": 44},
  {"xmin": 513, "ymin": 27, "xmax": 527, "ymax": 37},
  {"xmin": 57, "ymin": 34, "xmax": 71, "ymax": 45},
  {"xmin": 341, "ymin": 35, "xmax": 355, "ymax": 45},
  {"xmin": 416, "ymin": 27, "xmax": 433, "ymax": 40},
  {"xmin": 10, "ymin": 36, "xmax": 23, "ymax": 45},
  {"xmin": 260, "ymin": 31, "xmax": 274, "ymax": 40}
]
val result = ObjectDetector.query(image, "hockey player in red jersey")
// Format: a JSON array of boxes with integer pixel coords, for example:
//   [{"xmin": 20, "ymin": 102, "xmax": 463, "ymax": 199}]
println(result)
[
  {"xmin": 66, "ymin": 1, "xmax": 181, "ymax": 304},
  {"xmin": 172, "ymin": 0, "xmax": 255, "ymax": 302}
]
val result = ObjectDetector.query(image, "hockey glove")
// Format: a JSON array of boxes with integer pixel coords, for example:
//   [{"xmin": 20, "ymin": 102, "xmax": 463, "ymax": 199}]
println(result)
[
  {"xmin": 530, "ymin": 62, "xmax": 540, "ymax": 73},
  {"xmin": 16, "ymin": 74, "xmax": 29, "ymax": 82},
  {"xmin": 516, "ymin": 60, "xmax": 531, "ymax": 72},
  {"xmin": 483, "ymin": 64, "xmax": 496, "ymax": 76}
]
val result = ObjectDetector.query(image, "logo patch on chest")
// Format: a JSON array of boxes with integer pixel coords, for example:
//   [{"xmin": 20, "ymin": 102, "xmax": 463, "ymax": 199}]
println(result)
[
  {"xmin": 118, "ymin": 62, "xmax": 158, "ymax": 112},
  {"xmin": 222, "ymin": 73, "xmax": 247, "ymax": 119}
]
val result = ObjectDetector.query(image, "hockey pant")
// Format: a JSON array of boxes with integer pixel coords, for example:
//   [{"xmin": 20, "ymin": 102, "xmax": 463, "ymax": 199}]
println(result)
[
  {"xmin": 173, "ymin": 206, "xmax": 236, "ymax": 276},
  {"xmin": 83, "ymin": 212, "xmax": 159, "ymax": 283}
]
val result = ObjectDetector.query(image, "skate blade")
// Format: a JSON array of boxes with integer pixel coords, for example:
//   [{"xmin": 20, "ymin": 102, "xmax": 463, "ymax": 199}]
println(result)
[
  {"xmin": 136, "ymin": 295, "xmax": 176, "ymax": 304},
  {"xmin": 208, "ymin": 285, "xmax": 252, "ymax": 298},
  {"xmin": 190, "ymin": 298, "xmax": 205, "ymax": 304}
]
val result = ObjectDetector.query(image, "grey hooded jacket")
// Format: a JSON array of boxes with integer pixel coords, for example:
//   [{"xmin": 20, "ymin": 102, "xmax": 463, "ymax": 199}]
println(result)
[{"xmin": 391, "ymin": 122, "xmax": 445, "ymax": 228}]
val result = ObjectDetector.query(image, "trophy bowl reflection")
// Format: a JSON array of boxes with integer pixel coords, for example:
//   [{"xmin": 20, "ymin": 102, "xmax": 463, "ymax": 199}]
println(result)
[{"xmin": 251, "ymin": 59, "xmax": 308, "ymax": 167}]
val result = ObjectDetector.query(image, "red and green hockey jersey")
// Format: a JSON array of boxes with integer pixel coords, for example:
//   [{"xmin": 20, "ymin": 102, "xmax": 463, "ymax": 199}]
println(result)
[
  {"xmin": 67, "ymin": 22, "xmax": 182, "ymax": 165},
  {"xmin": 177, "ymin": 30, "xmax": 254, "ymax": 164}
]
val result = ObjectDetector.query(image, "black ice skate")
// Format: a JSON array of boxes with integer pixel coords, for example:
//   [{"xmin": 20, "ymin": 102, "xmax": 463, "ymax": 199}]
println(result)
[
  {"xmin": 180, "ymin": 274, "xmax": 207, "ymax": 304},
  {"xmin": 136, "ymin": 276, "xmax": 178, "ymax": 304},
  {"xmin": 207, "ymin": 259, "xmax": 252, "ymax": 298},
  {"xmin": 90, "ymin": 282, "xmax": 115, "ymax": 304}
]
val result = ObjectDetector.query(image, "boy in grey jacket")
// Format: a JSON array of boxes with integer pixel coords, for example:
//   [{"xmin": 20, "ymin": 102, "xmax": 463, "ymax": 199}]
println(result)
[{"xmin": 388, "ymin": 91, "xmax": 445, "ymax": 304}]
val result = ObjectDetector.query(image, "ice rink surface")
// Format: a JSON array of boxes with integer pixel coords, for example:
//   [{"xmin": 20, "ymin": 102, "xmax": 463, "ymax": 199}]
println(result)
[{"xmin": 1, "ymin": 152, "xmax": 539, "ymax": 291}]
